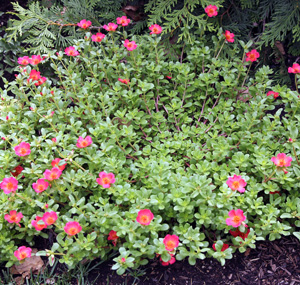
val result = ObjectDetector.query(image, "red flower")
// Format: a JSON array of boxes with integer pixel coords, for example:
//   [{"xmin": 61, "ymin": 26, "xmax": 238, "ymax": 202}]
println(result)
[
  {"xmin": 76, "ymin": 136, "xmax": 93, "ymax": 148},
  {"xmin": 224, "ymin": 30, "xmax": 235, "ymax": 43},
  {"xmin": 205, "ymin": 5, "xmax": 218, "ymax": 17},
  {"xmin": 245, "ymin": 49, "xmax": 260, "ymax": 62},
  {"xmin": 43, "ymin": 167, "xmax": 62, "ymax": 181},
  {"xmin": 91, "ymin": 33, "xmax": 105, "ymax": 42},
  {"xmin": 269, "ymin": 191, "xmax": 281, "ymax": 195},
  {"xmin": 288, "ymin": 63, "xmax": 300, "ymax": 74},
  {"xmin": 116, "ymin": 16, "xmax": 131, "ymax": 26},
  {"xmin": 124, "ymin": 39, "xmax": 137, "ymax": 51},
  {"xmin": 31, "ymin": 216, "xmax": 47, "ymax": 231},
  {"xmin": 65, "ymin": 46, "xmax": 80, "ymax": 56},
  {"xmin": 42, "ymin": 211, "xmax": 58, "ymax": 226},
  {"xmin": 32, "ymin": 178, "xmax": 49, "ymax": 193},
  {"xmin": 267, "ymin": 91, "xmax": 279, "ymax": 99},
  {"xmin": 14, "ymin": 246, "xmax": 32, "ymax": 261},
  {"xmin": 51, "ymin": 158, "xmax": 67, "ymax": 171},
  {"xmin": 64, "ymin": 221, "xmax": 82, "ymax": 236},
  {"xmin": 103, "ymin": 23, "xmax": 118, "ymax": 32},
  {"xmin": 108, "ymin": 230, "xmax": 119, "ymax": 246},
  {"xmin": 226, "ymin": 209, "xmax": 246, "ymax": 227},
  {"xmin": 96, "ymin": 172, "xmax": 115, "ymax": 188},
  {"xmin": 4, "ymin": 210, "xmax": 23, "ymax": 227},
  {"xmin": 18, "ymin": 56, "xmax": 30, "ymax": 66},
  {"xmin": 118, "ymin": 78, "xmax": 130, "ymax": 84},
  {"xmin": 11, "ymin": 165, "xmax": 24, "ymax": 177},
  {"xmin": 212, "ymin": 243, "xmax": 229, "ymax": 251},
  {"xmin": 160, "ymin": 253, "xmax": 176, "ymax": 266},
  {"xmin": 0, "ymin": 177, "xmax": 18, "ymax": 194},
  {"xmin": 271, "ymin": 153, "xmax": 292, "ymax": 167},
  {"xmin": 163, "ymin": 235, "xmax": 179, "ymax": 251},
  {"xmin": 230, "ymin": 228, "xmax": 250, "ymax": 240},
  {"xmin": 226, "ymin": 175, "xmax": 247, "ymax": 193},
  {"xmin": 77, "ymin": 19, "xmax": 92, "ymax": 29},
  {"xmin": 149, "ymin": 24, "xmax": 162, "ymax": 35},
  {"xmin": 28, "ymin": 70, "xmax": 41, "ymax": 81},
  {"xmin": 29, "ymin": 55, "xmax": 42, "ymax": 65},
  {"xmin": 136, "ymin": 209, "xmax": 154, "ymax": 225},
  {"xmin": 34, "ymin": 76, "xmax": 47, "ymax": 86}
]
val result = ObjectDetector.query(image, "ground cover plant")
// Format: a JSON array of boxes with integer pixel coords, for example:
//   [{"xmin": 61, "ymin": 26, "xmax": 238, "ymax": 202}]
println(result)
[{"xmin": 1, "ymin": 10, "xmax": 300, "ymax": 276}]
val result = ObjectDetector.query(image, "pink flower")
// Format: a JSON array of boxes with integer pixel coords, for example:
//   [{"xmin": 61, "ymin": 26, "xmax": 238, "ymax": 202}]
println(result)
[
  {"xmin": 14, "ymin": 246, "xmax": 32, "ymax": 261},
  {"xmin": 149, "ymin": 24, "xmax": 162, "ymax": 35},
  {"xmin": 29, "ymin": 55, "xmax": 42, "ymax": 65},
  {"xmin": 224, "ymin": 30, "xmax": 235, "ymax": 43},
  {"xmin": 52, "ymin": 138, "xmax": 57, "ymax": 143},
  {"xmin": 32, "ymin": 178, "xmax": 49, "ymax": 193},
  {"xmin": 205, "ymin": 5, "xmax": 218, "ymax": 17},
  {"xmin": 103, "ymin": 22, "xmax": 118, "ymax": 32},
  {"xmin": 4, "ymin": 210, "xmax": 23, "ymax": 227},
  {"xmin": 288, "ymin": 63, "xmax": 300, "ymax": 74},
  {"xmin": 43, "ymin": 167, "xmax": 62, "ymax": 181},
  {"xmin": 28, "ymin": 70, "xmax": 41, "ymax": 81},
  {"xmin": 226, "ymin": 209, "xmax": 246, "ymax": 228},
  {"xmin": 51, "ymin": 158, "xmax": 67, "ymax": 171},
  {"xmin": 118, "ymin": 78, "xmax": 130, "ymax": 84},
  {"xmin": 64, "ymin": 221, "xmax": 82, "ymax": 236},
  {"xmin": 18, "ymin": 56, "xmax": 30, "ymax": 66},
  {"xmin": 116, "ymin": 16, "xmax": 131, "ymax": 26},
  {"xmin": 77, "ymin": 19, "xmax": 92, "ymax": 29},
  {"xmin": 108, "ymin": 230, "xmax": 119, "ymax": 246},
  {"xmin": 121, "ymin": 257, "xmax": 126, "ymax": 263},
  {"xmin": 76, "ymin": 136, "xmax": 93, "ymax": 148},
  {"xmin": 65, "ymin": 46, "xmax": 80, "ymax": 56},
  {"xmin": 96, "ymin": 172, "xmax": 115, "ymax": 188},
  {"xmin": 226, "ymin": 175, "xmax": 247, "ymax": 193},
  {"xmin": 230, "ymin": 227, "xmax": 250, "ymax": 240},
  {"xmin": 42, "ymin": 211, "xmax": 58, "ymax": 226},
  {"xmin": 163, "ymin": 235, "xmax": 179, "ymax": 251},
  {"xmin": 11, "ymin": 165, "xmax": 24, "ymax": 177},
  {"xmin": 0, "ymin": 177, "xmax": 18, "ymax": 194},
  {"xmin": 124, "ymin": 39, "xmax": 137, "ymax": 51},
  {"xmin": 160, "ymin": 253, "xmax": 176, "ymax": 266},
  {"xmin": 91, "ymin": 33, "xmax": 106, "ymax": 42},
  {"xmin": 14, "ymin": 142, "xmax": 31, "ymax": 156},
  {"xmin": 271, "ymin": 153, "xmax": 292, "ymax": 167},
  {"xmin": 136, "ymin": 209, "xmax": 154, "ymax": 225},
  {"xmin": 246, "ymin": 49, "xmax": 260, "ymax": 62},
  {"xmin": 267, "ymin": 91, "xmax": 279, "ymax": 99},
  {"xmin": 31, "ymin": 216, "xmax": 47, "ymax": 231}
]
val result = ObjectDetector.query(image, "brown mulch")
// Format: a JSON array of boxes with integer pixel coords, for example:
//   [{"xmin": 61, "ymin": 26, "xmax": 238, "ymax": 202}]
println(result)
[{"xmin": 89, "ymin": 235, "xmax": 300, "ymax": 285}]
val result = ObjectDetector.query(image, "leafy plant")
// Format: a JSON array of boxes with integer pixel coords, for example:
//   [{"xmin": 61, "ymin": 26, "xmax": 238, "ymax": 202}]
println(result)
[{"xmin": 1, "ymin": 22, "xmax": 300, "ymax": 274}]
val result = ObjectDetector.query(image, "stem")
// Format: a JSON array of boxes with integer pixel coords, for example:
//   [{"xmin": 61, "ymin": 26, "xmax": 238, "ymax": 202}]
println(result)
[
  {"xmin": 295, "ymin": 74, "xmax": 299, "ymax": 94},
  {"xmin": 241, "ymin": 62, "xmax": 252, "ymax": 88},
  {"xmin": 293, "ymin": 145, "xmax": 300, "ymax": 165},
  {"xmin": 264, "ymin": 168, "xmax": 277, "ymax": 183}
]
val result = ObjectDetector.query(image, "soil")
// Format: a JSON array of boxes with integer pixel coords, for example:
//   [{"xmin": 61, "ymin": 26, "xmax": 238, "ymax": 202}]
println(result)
[{"xmin": 84, "ymin": 235, "xmax": 300, "ymax": 285}]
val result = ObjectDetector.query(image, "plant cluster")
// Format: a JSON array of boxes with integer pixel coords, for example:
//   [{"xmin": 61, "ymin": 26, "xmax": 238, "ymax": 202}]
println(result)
[{"xmin": 1, "ymin": 12, "xmax": 300, "ymax": 275}]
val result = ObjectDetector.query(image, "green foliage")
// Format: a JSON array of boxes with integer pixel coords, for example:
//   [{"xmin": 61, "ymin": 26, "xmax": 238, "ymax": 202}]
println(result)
[{"xmin": 1, "ymin": 25, "xmax": 300, "ymax": 273}]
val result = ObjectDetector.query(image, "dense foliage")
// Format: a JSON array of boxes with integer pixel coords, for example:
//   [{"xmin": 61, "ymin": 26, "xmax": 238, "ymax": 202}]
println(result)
[{"xmin": 1, "ymin": 19, "xmax": 300, "ymax": 274}]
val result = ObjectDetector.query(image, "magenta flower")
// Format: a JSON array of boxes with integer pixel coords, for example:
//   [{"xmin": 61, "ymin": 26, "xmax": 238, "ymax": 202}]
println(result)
[
  {"xmin": 149, "ymin": 24, "xmax": 162, "ymax": 35},
  {"xmin": 42, "ymin": 211, "xmax": 58, "ymax": 226},
  {"xmin": 136, "ymin": 209, "xmax": 154, "ymax": 225},
  {"xmin": 76, "ymin": 136, "xmax": 93, "ymax": 148},
  {"xmin": 124, "ymin": 39, "xmax": 137, "ymax": 51},
  {"xmin": 4, "ymin": 210, "xmax": 23, "ymax": 227},
  {"xmin": 116, "ymin": 16, "xmax": 131, "ymax": 26},
  {"xmin": 29, "ymin": 55, "xmax": 42, "ymax": 65},
  {"xmin": 246, "ymin": 49, "xmax": 260, "ymax": 62},
  {"xmin": 271, "ymin": 153, "xmax": 292, "ymax": 167},
  {"xmin": 14, "ymin": 246, "xmax": 32, "ymax": 261},
  {"xmin": 77, "ymin": 19, "xmax": 92, "ymax": 29},
  {"xmin": 163, "ymin": 235, "xmax": 179, "ymax": 251},
  {"xmin": 96, "ymin": 172, "xmax": 115, "ymax": 188},
  {"xmin": 18, "ymin": 56, "xmax": 30, "ymax": 66},
  {"xmin": 226, "ymin": 209, "xmax": 246, "ymax": 227},
  {"xmin": 267, "ymin": 91, "xmax": 279, "ymax": 99},
  {"xmin": 103, "ymin": 22, "xmax": 118, "ymax": 32},
  {"xmin": 64, "ymin": 221, "xmax": 82, "ymax": 236},
  {"xmin": 65, "ymin": 46, "xmax": 80, "ymax": 56},
  {"xmin": 288, "ymin": 63, "xmax": 300, "ymax": 74},
  {"xmin": 226, "ymin": 175, "xmax": 247, "ymax": 193},
  {"xmin": 205, "ymin": 5, "xmax": 218, "ymax": 17},
  {"xmin": 32, "ymin": 178, "xmax": 49, "ymax": 193},
  {"xmin": 224, "ymin": 30, "xmax": 235, "ymax": 43},
  {"xmin": 91, "ymin": 33, "xmax": 105, "ymax": 42},
  {"xmin": 31, "ymin": 216, "xmax": 47, "ymax": 231},
  {"xmin": 14, "ymin": 142, "xmax": 31, "ymax": 156},
  {"xmin": 43, "ymin": 167, "xmax": 62, "ymax": 181},
  {"xmin": 0, "ymin": 177, "xmax": 18, "ymax": 194}
]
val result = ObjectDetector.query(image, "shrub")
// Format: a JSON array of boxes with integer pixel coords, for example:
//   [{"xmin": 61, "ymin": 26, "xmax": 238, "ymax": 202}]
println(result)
[{"xmin": 1, "ymin": 21, "xmax": 300, "ymax": 274}]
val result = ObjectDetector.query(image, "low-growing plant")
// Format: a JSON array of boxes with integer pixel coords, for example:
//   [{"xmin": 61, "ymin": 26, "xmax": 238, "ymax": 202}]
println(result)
[{"xmin": 1, "ymin": 16, "xmax": 300, "ymax": 275}]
